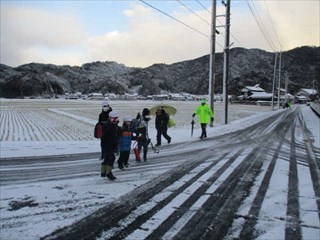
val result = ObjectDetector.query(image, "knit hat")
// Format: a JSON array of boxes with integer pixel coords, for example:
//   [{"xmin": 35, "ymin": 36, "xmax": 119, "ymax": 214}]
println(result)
[
  {"xmin": 201, "ymin": 99, "xmax": 206, "ymax": 104},
  {"xmin": 102, "ymin": 100, "xmax": 109, "ymax": 107},
  {"xmin": 109, "ymin": 111, "xmax": 119, "ymax": 123},
  {"xmin": 123, "ymin": 116, "xmax": 132, "ymax": 122}
]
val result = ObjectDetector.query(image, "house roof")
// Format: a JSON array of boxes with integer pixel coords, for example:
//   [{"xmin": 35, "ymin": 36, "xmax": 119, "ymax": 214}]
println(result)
[
  {"xmin": 248, "ymin": 92, "xmax": 273, "ymax": 100},
  {"xmin": 299, "ymin": 88, "xmax": 317, "ymax": 95},
  {"xmin": 296, "ymin": 95, "xmax": 307, "ymax": 99},
  {"xmin": 241, "ymin": 84, "xmax": 265, "ymax": 92}
]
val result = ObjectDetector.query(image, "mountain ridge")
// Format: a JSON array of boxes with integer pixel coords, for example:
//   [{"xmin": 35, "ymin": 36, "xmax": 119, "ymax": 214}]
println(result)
[{"xmin": 0, "ymin": 46, "xmax": 319, "ymax": 98}]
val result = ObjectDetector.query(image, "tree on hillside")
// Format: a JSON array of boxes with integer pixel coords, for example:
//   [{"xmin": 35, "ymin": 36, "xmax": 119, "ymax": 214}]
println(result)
[{"xmin": 138, "ymin": 79, "xmax": 161, "ymax": 96}]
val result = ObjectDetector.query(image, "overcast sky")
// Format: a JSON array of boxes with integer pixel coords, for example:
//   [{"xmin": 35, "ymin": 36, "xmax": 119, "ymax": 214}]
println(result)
[{"xmin": 1, "ymin": 0, "xmax": 319, "ymax": 68}]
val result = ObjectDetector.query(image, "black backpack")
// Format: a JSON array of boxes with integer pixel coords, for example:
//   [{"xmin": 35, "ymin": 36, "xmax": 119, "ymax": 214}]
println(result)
[{"xmin": 130, "ymin": 118, "xmax": 142, "ymax": 134}]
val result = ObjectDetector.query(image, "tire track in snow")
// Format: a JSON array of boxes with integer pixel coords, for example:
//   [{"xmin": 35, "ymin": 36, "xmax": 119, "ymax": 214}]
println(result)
[
  {"xmin": 237, "ymin": 140, "xmax": 283, "ymax": 239},
  {"xmin": 42, "ymin": 149, "xmax": 224, "ymax": 240},
  {"xmin": 99, "ymin": 151, "xmax": 238, "ymax": 239},
  {"xmin": 171, "ymin": 147, "xmax": 263, "ymax": 240},
  {"xmin": 7, "ymin": 107, "xmax": 319, "ymax": 240},
  {"xmin": 285, "ymin": 117, "xmax": 301, "ymax": 240},
  {"xmin": 234, "ymin": 108, "xmax": 294, "ymax": 239},
  {"xmin": 191, "ymin": 110, "xmax": 301, "ymax": 240},
  {"xmin": 298, "ymin": 111, "xmax": 320, "ymax": 215}
]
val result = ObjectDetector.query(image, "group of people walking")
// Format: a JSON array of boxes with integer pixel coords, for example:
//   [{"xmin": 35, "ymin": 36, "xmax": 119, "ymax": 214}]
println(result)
[
  {"xmin": 98, "ymin": 101, "xmax": 155, "ymax": 180},
  {"xmin": 97, "ymin": 99, "xmax": 213, "ymax": 181}
]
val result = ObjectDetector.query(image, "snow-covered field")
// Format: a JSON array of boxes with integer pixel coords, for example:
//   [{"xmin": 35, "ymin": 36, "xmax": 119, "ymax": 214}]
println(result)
[
  {"xmin": 0, "ymin": 99, "xmax": 319, "ymax": 240},
  {"xmin": 0, "ymin": 99, "xmax": 271, "ymax": 158}
]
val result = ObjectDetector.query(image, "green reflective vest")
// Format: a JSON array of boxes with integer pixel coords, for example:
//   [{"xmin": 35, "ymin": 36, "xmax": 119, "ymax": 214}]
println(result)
[{"xmin": 194, "ymin": 104, "xmax": 214, "ymax": 124}]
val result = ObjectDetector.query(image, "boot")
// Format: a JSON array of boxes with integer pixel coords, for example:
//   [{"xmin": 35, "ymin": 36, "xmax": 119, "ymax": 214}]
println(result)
[
  {"xmin": 134, "ymin": 148, "xmax": 141, "ymax": 161},
  {"xmin": 124, "ymin": 160, "xmax": 129, "ymax": 168},
  {"xmin": 118, "ymin": 164, "xmax": 124, "ymax": 170},
  {"xmin": 106, "ymin": 165, "xmax": 116, "ymax": 180},
  {"xmin": 100, "ymin": 164, "xmax": 107, "ymax": 177},
  {"xmin": 117, "ymin": 160, "xmax": 124, "ymax": 170},
  {"xmin": 106, "ymin": 172, "xmax": 116, "ymax": 180}
]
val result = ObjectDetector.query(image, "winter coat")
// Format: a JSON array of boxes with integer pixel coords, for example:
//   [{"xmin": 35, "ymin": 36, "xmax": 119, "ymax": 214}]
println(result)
[
  {"xmin": 119, "ymin": 124, "xmax": 135, "ymax": 152},
  {"xmin": 155, "ymin": 111, "xmax": 170, "ymax": 130},
  {"xmin": 101, "ymin": 120, "xmax": 119, "ymax": 153},
  {"xmin": 194, "ymin": 104, "xmax": 214, "ymax": 124},
  {"xmin": 99, "ymin": 107, "xmax": 113, "ymax": 123}
]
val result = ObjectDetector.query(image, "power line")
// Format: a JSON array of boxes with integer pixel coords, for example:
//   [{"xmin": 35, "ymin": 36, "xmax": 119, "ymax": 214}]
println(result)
[
  {"xmin": 246, "ymin": 0, "xmax": 278, "ymax": 51},
  {"xmin": 194, "ymin": 0, "xmax": 244, "ymax": 48},
  {"xmin": 263, "ymin": 0, "xmax": 282, "ymax": 49},
  {"xmin": 139, "ymin": 1, "xmax": 226, "ymax": 48},
  {"xmin": 177, "ymin": 0, "xmax": 223, "ymax": 41},
  {"xmin": 195, "ymin": 0, "xmax": 211, "ymax": 14},
  {"xmin": 139, "ymin": 0, "xmax": 210, "ymax": 39},
  {"xmin": 250, "ymin": 0, "xmax": 278, "ymax": 50},
  {"xmin": 176, "ymin": 0, "xmax": 211, "ymax": 26}
]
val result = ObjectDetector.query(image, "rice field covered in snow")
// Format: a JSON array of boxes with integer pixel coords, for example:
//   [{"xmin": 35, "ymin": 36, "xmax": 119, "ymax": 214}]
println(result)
[{"xmin": 0, "ymin": 98, "xmax": 271, "ymax": 142}]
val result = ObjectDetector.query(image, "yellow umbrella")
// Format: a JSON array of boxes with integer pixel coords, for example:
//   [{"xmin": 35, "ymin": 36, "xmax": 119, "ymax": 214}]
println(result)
[{"xmin": 149, "ymin": 104, "xmax": 177, "ymax": 116}]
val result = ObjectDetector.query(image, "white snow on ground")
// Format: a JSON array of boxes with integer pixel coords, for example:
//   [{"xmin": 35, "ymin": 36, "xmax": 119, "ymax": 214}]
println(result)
[
  {"xmin": 0, "ymin": 99, "xmax": 319, "ymax": 240},
  {"xmin": 1, "ymin": 99, "xmax": 275, "ymax": 158}
]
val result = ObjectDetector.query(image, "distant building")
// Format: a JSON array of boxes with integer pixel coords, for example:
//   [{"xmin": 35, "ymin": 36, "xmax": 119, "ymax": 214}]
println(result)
[
  {"xmin": 241, "ymin": 84, "xmax": 265, "ymax": 96},
  {"xmin": 295, "ymin": 95, "xmax": 308, "ymax": 104},
  {"xmin": 105, "ymin": 93, "xmax": 118, "ymax": 100},
  {"xmin": 68, "ymin": 93, "xmax": 79, "ymax": 100},
  {"xmin": 248, "ymin": 92, "xmax": 273, "ymax": 100},
  {"xmin": 154, "ymin": 94, "xmax": 169, "ymax": 101},
  {"xmin": 88, "ymin": 93, "xmax": 104, "ymax": 100},
  {"xmin": 122, "ymin": 93, "xmax": 138, "ymax": 100},
  {"xmin": 238, "ymin": 84, "xmax": 273, "ymax": 101},
  {"xmin": 296, "ymin": 88, "xmax": 318, "ymax": 100}
]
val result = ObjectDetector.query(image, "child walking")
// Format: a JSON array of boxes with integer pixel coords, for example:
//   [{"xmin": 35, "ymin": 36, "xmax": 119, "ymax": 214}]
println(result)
[
  {"xmin": 117, "ymin": 116, "xmax": 136, "ymax": 169},
  {"xmin": 101, "ymin": 111, "xmax": 119, "ymax": 180}
]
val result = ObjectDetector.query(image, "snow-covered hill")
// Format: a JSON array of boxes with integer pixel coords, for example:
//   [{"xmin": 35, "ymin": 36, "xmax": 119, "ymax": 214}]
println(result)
[{"xmin": 1, "ymin": 46, "xmax": 319, "ymax": 98}]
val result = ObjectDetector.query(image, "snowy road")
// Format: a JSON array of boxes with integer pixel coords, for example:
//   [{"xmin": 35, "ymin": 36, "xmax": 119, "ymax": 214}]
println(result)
[
  {"xmin": 0, "ymin": 107, "xmax": 320, "ymax": 240},
  {"xmin": 1, "ymin": 106, "xmax": 319, "ymax": 240}
]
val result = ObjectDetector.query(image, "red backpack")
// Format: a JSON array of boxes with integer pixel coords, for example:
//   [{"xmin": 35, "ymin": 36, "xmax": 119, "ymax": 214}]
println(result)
[{"xmin": 94, "ymin": 123, "xmax": 104, "ymax": 138}]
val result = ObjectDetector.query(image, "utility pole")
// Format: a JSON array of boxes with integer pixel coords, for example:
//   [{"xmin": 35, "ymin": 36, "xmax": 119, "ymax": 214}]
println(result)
[
  {"xmin": 222, "ymin": 0, "xmax": 231, "ymax": 124},
  {"xmin": 285, "ymin": 71, "xmax": 289, "ymax": 103},
  {"xmin": 313, "ymin": 76, "xmax": 315, "ymax": 94},
  {"xmin": 208, "ymin": 0, "xmax": 217, "ymax": 116},
  {"xmin": 271, "ymin": 52, "xmax": 278, "ymax": 111},
  {"xmin": 277, "ymin": 51, "xmax": 282, "ymax": 109}
]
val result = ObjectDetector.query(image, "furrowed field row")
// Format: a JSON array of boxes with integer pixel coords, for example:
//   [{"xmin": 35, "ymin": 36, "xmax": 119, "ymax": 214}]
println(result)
[{"xmin": 0, "ymin": 109, "xmax": 95, "ymax": 141}]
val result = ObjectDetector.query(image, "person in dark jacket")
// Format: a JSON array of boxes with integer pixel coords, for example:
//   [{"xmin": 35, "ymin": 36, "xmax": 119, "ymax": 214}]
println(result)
[
  {"xmin": 101, "ymin": 111, "xmax": 119, "ymax": 180},
  {"xmin": 117, "ymin": 116, "xmax": 136, "ymax": 169},
  {"xmin": 98, "ymin": 101, "xmax": 112, "ymax": 160},
  {"xmin": 136, "ymin": 108, "xmax": 151, "ymax": 162},
  {"xmin": 155, "ymin": 108, "xmax": 171, "ymax": 146}
]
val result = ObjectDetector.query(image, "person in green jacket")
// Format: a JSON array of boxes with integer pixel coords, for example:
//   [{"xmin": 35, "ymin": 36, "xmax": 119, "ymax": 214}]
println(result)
[{"xmin": 192, "ymin": 99, "xmax": 214, "ymax": 139}]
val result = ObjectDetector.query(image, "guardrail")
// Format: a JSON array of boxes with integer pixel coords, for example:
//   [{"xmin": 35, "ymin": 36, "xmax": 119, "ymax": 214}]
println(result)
[{"xmin": 310, "ymin": 101, "xmax": 320, "ymax": 117}]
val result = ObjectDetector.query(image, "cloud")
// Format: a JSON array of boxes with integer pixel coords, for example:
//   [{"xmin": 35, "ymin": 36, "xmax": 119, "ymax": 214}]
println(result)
[
  {"xmin": 0, "ymin": 5, "xmax": 87, "ymax": 66},
  {"xmin": 1, "ymin": 2, "xmax": 318, "ymax": 68},
  {"xmin": 86, "ymin": 1, "xmax": 319, "ymax": 68},
  {"xmin": 86, "ymin": 4, "xmax": 213, "ymax": 67},
  {"xmin": 263, "ymin": 1, "xmax": 320, "ymax": 50},
  {"xmin": 231, "ymin": 1, "xmax": 319, "ymax": 51}
]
